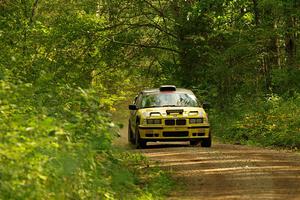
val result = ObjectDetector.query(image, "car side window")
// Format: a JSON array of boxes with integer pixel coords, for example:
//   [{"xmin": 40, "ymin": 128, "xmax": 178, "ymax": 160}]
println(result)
[
  {"xmin": 135, "ymin": 94, "xmax": 143, "ymax": 108},
  {"xmin": 133, "ymin": 95, "xmax": 138, "ymax": 104}
]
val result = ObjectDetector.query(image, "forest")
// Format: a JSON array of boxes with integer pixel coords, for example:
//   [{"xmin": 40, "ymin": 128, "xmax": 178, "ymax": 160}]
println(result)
[{"xmin": 0, "ymin": 0, "xmax": 299, "ymax": 199}]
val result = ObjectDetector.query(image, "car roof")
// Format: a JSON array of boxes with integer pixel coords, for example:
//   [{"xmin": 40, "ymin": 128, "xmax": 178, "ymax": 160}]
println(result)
[{"xmin": 141, "ymin": 88, "xmax": 194, "ymax": 95}]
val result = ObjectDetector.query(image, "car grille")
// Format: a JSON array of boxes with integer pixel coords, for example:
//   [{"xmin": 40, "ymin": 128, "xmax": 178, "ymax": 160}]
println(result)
[
  {"xmin": 176, "ymin": 119, "xmax": 186, "ymax": 125},
  {"xmin": 163, "ymin": 131, "xmax": 189, "ymax": 137},
  {"xmin": 164, "ymin": 119, "xmax": 186, "ymax": 125},
  {"xmin": 165, "ymin": 119, "xmax": 175, "ymax": 125}
]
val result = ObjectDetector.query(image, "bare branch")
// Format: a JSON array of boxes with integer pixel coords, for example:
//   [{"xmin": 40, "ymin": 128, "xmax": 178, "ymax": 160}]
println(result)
[
  {"xmin": 143, "ymin": 0, "xmax": 164, "ymax": 17},
  {"xmin": 128, "ymin": 23, "xmax": 177, "ymax": 39},
  {"xmin": 107, "ymin": 37, "xmax": 180, "ymax": 54},
  {"xmin": 29, "ymin": 0, "xmax": 39, "ymax": 25}
]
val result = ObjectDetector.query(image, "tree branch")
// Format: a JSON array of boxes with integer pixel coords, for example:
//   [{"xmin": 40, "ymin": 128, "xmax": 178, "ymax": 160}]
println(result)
[
  {"xmin": 107, "ymin": 37, "xmax": 180, "ymax": 54},
  {"xmin": 143, "ymin": 0, "xmax": 165, "ymax": 17},
  {"xmin": 29, "ymin": 0, "xmax": 39, "ymax": 25},
  {"xmin": 128, "ymin": 23, "xmax": 177, "ymax": 39}
]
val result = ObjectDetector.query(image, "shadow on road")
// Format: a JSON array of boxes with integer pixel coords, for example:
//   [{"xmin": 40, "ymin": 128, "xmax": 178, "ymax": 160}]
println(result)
[{"xmin": 143, "ymin": 142, "xmax": 190, "ymax": 149}]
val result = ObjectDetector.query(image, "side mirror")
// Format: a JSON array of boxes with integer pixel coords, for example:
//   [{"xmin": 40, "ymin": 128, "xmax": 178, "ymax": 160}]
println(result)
[
  {"xmin": 129, "ymin": 104, "xmax": 138, "ymax": 110},
  {"xmin": 202, "ymin": 101, "xmax": 210, "ymax": 110}
]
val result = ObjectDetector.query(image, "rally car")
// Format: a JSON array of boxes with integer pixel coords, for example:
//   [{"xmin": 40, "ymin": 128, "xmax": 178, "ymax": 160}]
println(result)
[{"xmin": 128, "ymin": 85, "xmax": 211, "ymax": 148}]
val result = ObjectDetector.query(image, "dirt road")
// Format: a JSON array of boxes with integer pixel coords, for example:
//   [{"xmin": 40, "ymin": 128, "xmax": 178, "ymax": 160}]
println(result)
[{"xmin": 114, "ymin": 125, "xmax": 300, "ymax": 199}]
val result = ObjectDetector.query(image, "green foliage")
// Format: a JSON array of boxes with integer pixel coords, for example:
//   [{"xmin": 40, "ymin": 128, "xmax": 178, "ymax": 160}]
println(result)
[
  {"xmin": 0, "ymin": 81, "xmax": 107, "ymax": 199},
  {"xmin": 0, "ymin": 79, "xmax": 172, "ymax": 199},
  {"xmin": 1, "ymin": 0, "xmax": 300, "ymax": 197},
  {"xmin": 0, "ymin": 1, "xmax": 172, "ymax": 199},
  {"xmin": 212, "ymin": 94, "xmax": 300, "ymax": 148}
]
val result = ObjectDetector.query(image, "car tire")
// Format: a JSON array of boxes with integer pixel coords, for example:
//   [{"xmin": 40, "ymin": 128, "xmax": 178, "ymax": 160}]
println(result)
[
  {"xmin": 128, "ymin": 121, "xmax": 135, "ymax": 144},
  {"xmin": 190, "ymin": 140, "xmax": 200, "ymax": 146},
  {"xmin": 201, "ymin": 132, "xmax": 212, "ymax": 147},
  {"xmin": 135, "ymin": 124, "xmax": 147, "ymax": 149}
]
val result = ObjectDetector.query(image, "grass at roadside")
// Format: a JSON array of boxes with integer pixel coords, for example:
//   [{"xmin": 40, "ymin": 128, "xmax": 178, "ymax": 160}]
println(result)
[{"xmin": 118, "ymin": 152, "xmax": 174, "ymax": 200}]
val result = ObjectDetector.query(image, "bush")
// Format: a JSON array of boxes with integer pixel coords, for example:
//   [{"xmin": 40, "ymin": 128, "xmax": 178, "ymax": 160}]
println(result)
[
  {"xmin": 0, "ymin": 80, "xmax": 172, "ymax": 199},
  {"xmin": 211, "ymin": 93, "xmax": 300, "ymax": 148}
]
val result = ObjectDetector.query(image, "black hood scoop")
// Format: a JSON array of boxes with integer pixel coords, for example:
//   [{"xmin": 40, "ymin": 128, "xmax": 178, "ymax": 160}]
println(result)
[{"xmin": 166, "ymin": 109, "xmax": 184, "ymax": 115}]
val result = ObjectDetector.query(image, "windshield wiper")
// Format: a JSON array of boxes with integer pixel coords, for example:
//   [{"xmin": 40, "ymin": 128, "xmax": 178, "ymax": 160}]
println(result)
[
  {"xmin": 162, "ymin": 105, "xmax": 177, "ymax": 107},
  {"xmin": 142, "ymin": 105, "xmax": 162, "ymax": 108}
]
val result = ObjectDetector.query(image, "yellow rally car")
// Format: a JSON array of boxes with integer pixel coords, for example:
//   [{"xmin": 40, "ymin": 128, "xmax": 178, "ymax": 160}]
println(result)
[{"xmin": 128, "ymin": 85, "xmax": 211, "ymax": 148}]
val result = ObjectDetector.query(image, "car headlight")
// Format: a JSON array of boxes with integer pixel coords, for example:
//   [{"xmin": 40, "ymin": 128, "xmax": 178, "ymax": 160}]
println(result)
[
  {"xmin": 204, "ymin": 115, "xmax": 209, "ymax": 123},
  {"xmin": 141, "ymin": 119, "xmax": 147, "ymax": 125},
  {"xmin": 147, "ymin": 119, "xmax": 162, "ymax": 124},
  {"xmin": 142, "ymin": 112, "xmax": 150, "ymax": 117},
  {"xmin": 189, "ymin": 118, "xmax": 203, "ymax": 124}
]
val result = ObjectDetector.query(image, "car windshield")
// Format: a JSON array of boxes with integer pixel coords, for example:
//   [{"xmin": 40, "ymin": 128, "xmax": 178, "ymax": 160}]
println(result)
[{"xmin": 141, "ymin": 93, "xmax": 199, "ymax": 108}]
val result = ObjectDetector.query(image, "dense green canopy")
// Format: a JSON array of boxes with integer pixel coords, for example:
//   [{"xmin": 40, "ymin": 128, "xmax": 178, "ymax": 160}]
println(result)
[{"xmin": 0, "ymin": 0, "xmax": 299, "ymax": 199}]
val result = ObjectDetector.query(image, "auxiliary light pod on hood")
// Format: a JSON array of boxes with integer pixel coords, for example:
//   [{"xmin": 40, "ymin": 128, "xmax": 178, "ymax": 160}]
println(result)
[
  {"xmin": 159, "ymin": 85, "xmax": 176, "ymax": 92},
  {"xmin": 166, "ymin": 109, "xmax": 184, "ymax": 115}
]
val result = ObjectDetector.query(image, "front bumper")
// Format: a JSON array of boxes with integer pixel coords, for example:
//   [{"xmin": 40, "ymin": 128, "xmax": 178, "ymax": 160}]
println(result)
[{"xmin": 138, "ymin": 124, "xmax": 210, "ymax": 141}]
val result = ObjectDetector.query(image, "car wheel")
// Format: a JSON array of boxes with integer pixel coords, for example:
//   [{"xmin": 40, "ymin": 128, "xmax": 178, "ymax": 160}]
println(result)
[
  {"xmin": 128, "ymin": 121, "xmax": 135, "ymax": 144},
  {"xmin": 135, "ymin": 124, "xmax": 147, "ymax": 149},
  {"xmin": 190, "ymin": 140, "xmax": 200, "ymax": 146},
  {"xmin": 201, "ymin": 132, "xmax": 212, "ymax": 147}
]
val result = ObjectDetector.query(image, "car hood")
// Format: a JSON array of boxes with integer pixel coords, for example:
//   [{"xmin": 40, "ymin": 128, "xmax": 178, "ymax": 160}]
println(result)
[{"xmin": 139, "ymin": 107, "xmax": 207, "ymax": 118}]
